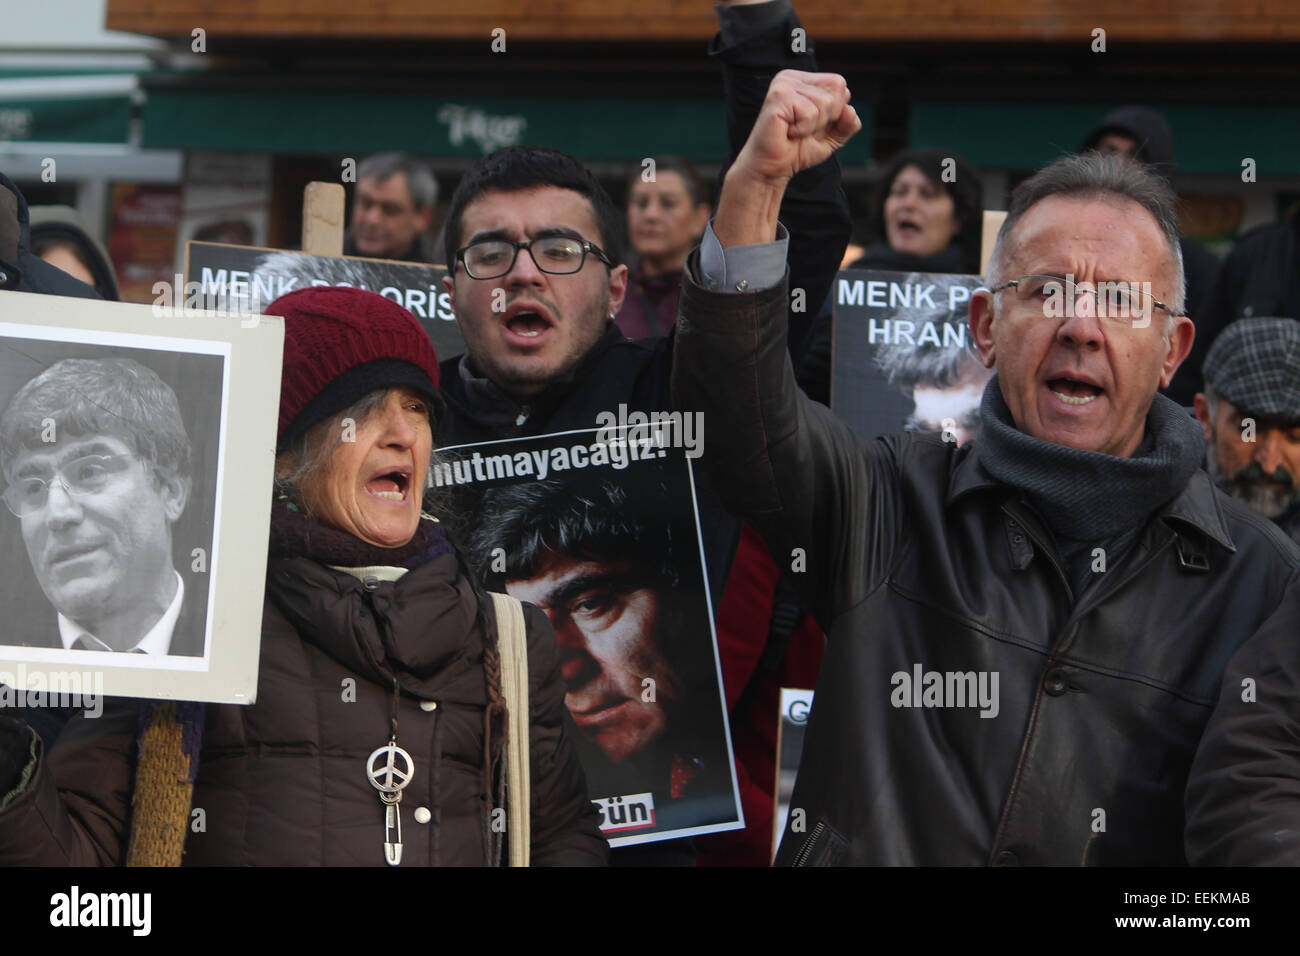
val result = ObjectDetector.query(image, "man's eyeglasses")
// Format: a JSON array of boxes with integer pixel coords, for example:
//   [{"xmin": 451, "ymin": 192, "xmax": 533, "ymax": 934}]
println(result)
[
  {"xmin": 455, "ymin": 236, "xmax": 613, "ymax": 280},
  {"xmin": 989, "ymin": 274, "xmax": 1186, "ymax": 327},
  {"xmin": 3, "ymin": 454, "xmax": 135, "ymax": 517}
]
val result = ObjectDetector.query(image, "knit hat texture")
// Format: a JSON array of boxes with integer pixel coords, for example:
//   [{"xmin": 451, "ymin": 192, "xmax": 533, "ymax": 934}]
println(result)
[{"xmin": 265, "ymin": 286, "xmax": 441, "ymax": 451}]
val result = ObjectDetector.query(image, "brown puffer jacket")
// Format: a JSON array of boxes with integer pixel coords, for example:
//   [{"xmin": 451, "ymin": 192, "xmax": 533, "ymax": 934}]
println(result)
[{"xmin": 0, "ymin": 550, "xmax": 609, "ymax": 866}]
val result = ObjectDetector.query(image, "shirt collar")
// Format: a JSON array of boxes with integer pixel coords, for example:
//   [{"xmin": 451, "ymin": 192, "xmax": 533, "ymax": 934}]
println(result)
[{"xmin": 59, "ymin": 571, "xmax": 185, "ymax": 654}]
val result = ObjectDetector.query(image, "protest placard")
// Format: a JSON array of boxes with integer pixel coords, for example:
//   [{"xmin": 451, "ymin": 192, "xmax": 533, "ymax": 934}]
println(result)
[
  {"xmin": 183, "ymin": 241, "xmax": 464, "ymax": 361},
  {"xmin": 832, "ymin": 268, "xmax": 990, "ymax": 446},
  {"xmin": 433, "ymin": 425, "xmax": 743, "ymax": 847},
  {"xmin": 773, "ymin": 687, "xmax": 813, "ymax": 862},
  {"xmin": 0, "ymin": 289, "xmax": 282, "ymax": 706}
]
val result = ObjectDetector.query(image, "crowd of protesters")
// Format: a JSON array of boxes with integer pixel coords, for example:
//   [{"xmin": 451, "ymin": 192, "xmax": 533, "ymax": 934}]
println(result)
[{"xmin": 1, "ymin": 0, "xmax": 1299, "ymax": 867}]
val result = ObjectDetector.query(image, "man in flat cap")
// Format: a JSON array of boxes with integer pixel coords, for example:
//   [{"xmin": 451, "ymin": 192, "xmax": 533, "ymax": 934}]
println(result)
[
  {"xmin": 1186, "ymin": 317, "xmax": 1300, "ymax": 864},
  {"xmin": 1194, "ymin": 317, "xmax": 1300, "ymax": 543}
]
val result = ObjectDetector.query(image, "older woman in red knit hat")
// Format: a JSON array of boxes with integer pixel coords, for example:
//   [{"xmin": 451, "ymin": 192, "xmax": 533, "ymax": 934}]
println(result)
[{"xmin": 0, "ymin": 286, "xmax": 606, "ymax": 866}]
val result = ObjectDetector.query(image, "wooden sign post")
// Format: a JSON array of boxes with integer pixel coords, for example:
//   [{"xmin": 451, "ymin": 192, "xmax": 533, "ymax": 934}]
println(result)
[
  {"xmin": 980, "ymin": 210, "xmax": 1007, "ymax": 277},
  {"xmin": 302, "ymin": 182, "xmax": 346, "ymax": 257}
]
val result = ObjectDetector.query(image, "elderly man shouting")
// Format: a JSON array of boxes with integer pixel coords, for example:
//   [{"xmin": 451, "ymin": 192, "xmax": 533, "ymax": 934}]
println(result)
[{"xmin": 672, "ymin": 71, "xmax": 1300, "ymax": 865}]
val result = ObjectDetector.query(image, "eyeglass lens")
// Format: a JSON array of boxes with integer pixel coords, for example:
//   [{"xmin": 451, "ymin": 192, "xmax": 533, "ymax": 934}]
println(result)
[
  {"xmin": 463, "ymin": 237, "xmax": 587, "ymax": 278},
  {"xmin": 4, "ymin": 455, "xmax": 130, "ymax": 515},
  {"xmin": 1013, "ymin": 275, "xmax": 1155, "ymax": 320}
]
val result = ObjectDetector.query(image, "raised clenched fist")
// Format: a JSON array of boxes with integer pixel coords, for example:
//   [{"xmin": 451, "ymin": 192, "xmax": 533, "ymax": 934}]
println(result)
[{"xmin": 732, "ymin": 70, "xmax": 861, "ymax": 186}]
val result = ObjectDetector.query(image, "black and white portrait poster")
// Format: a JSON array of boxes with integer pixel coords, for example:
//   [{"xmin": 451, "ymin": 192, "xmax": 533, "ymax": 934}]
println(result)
[
  {"xmin": 184, "ymin": 241, "xmax": 464, "ymax": 361},
  {"xmin": 773, "ymin": 687, "xmax": 813, "ymax": 862},
  {"xmin": 832, "ymin": 269, "xmax": 991, "ymax": 447},
  {"xmin": 433, "ymin": 427, "xmax": 743, "ymax": 847},
  {"xmin": 0, "ymin": 290, "xmax": 283, "ymax": 705}
]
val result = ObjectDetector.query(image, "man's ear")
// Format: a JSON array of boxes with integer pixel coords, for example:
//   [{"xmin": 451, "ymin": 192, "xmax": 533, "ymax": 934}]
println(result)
[
  {"xmin": 607, "ymin": 263, "xmax": 629, "ymax": 317},
  {"xmin": 441, "ymin": 273, "xmax": 459, "ymax": 326},
  {"xmin": 416, "ymin": 206, "xmax": 434, "ymax": 232},
  {"xmin": 158, "ymin": 470, "xmax": 191, "ymax": 523},
  {"xmin": 1159, "ymin": 316, "xmax": 1195, "ymax": 389},
  {"xmin": 1192, "ymin": 393, "xmax": 1214, "ymax": 441},
  {"xmin": 970, "ymin": 289, "xmax": 997, "ymax": 369}
]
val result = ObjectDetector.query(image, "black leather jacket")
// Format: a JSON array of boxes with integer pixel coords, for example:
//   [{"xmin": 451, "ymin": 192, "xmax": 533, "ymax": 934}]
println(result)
[
  {"xmin": 671, "ymin": 268, "xmax": 1300, "ymax": 865},
  {"xmin": 1184, "ymin": 576, "xmax": 1300, "ymax": 864}
]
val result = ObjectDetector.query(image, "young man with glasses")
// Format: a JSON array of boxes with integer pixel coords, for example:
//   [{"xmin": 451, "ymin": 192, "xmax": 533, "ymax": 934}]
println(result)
[
  {"xmin": 433, "ymin": 3, "xmax": 853, "ymax": 868},
  {"xmin": 439, "ymin": 154, "xmax": 631, "ymax": 410},
  {"xmin": 435, "ymin": 148, "xmax": 709, "ymax": 868},
  {"xmin": 0, "ymin": 358, "xmax": 202, "ymax": 659},
  {"xmin": 435, "ymin": 142, "xmax": 838, "ymax": 606},
  {"xmin": 672, "ymin": 69, "xmax": 1300, "ymax": 865}
]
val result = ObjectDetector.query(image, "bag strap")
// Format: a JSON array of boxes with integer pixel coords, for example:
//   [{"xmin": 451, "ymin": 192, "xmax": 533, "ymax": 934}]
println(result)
[{"xmin": 489, "ymin": 591, "xmax": 530, "ymax": 867}]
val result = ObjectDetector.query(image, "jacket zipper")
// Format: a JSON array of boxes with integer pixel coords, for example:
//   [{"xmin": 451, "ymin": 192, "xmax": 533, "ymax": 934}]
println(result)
[{"xmin": 791, "ymin": 821, "xmax": 826, "ymax": 867}]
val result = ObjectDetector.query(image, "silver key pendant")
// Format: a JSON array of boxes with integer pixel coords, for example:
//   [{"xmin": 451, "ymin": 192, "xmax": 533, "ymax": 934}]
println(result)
[{"xmin": 367, "ymin": 739, "xmax": 414, "ymax": 866}]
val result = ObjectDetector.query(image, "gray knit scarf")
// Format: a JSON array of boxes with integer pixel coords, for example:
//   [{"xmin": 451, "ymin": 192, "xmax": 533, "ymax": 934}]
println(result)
[{"xmin": 975, "ymin": 375, "xmax": 1204, "ymax": 594}]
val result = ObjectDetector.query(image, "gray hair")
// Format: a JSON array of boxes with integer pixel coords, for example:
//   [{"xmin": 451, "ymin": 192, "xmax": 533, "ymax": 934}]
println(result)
[
  {"xmin": 275, "ymin": 389, "xmax": 391, "ymax": 518},
  {"xmin": 358, "ymin": 153, "xmax": 439, "ymax": 211},
  {"xmin": 250, "ymin": 248, "xmax": 410, "ymax": 311},
  {"xmin": 986, "ymin": 153, "xmax": 1186, "ymax": 325},
  {"xmin": 0, "ymin": 357, "xmax": 191, "ymax": 485},
  {"xmin": 874, "ymin": 338, "xmax": 982, "ymax": 390}
]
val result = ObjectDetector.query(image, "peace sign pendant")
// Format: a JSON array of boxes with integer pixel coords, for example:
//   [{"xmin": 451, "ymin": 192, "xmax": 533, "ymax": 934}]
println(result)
[{"xmin": 367, "ymin": 739, "xmax": 414, "ymax": 865}]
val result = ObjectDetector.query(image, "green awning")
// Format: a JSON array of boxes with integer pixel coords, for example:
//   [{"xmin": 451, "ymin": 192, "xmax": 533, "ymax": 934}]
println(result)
[
  {"xmin": 911, "ymin": 101, "xmax": 1293, "ymax": 176},
  {"xmin": 0, "ymin": 75, "xmax": 136, "ymax": 145},
  {"xmin": 141, "ymin": 87, "xmax": 872, "ymax": 165}
]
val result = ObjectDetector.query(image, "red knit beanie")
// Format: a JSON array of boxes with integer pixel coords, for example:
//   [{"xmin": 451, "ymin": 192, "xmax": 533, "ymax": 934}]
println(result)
[{"xmin": 264, "ymin": 286, "xmax": 441, "ymax": 452}]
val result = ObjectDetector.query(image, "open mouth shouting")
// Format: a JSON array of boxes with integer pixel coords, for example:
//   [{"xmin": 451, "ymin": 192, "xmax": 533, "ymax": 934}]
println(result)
[
  {"xmin": 1047, "ymin": 376, "xmax": 1104, "ymax": 407},
  {"xmin": 895, "ymin": 217, "xmax": 922, "ymax": 237},
  {"xmin": 364, "ymin": 466, "xmax": 412, "ymax": 503},
  {"xmin": 502, "ymin": 300, "xmax": 557, "ymax": 346}
]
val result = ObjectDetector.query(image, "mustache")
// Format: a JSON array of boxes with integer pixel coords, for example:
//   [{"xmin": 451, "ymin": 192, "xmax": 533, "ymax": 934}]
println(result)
[
  {"xmin": 506, "ymin": 291, "xmax": 561, "ymax": 314},
  {"xmin": 1230, "ymin": 461, "xmax": 1295, "ymax": 487}
]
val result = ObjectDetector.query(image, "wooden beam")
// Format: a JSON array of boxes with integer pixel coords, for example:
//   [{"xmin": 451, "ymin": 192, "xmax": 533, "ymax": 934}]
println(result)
[
  {"xmin": 106, "ymin": 0, "xmax": 1300, "ymax": 43},
  {"xmin": 302, "ymin": 182, "xmax": 344, "ymax": 257},
  {"xmin": 980, "ymin": 209, "xmax": 1006, "ymax": 276}
]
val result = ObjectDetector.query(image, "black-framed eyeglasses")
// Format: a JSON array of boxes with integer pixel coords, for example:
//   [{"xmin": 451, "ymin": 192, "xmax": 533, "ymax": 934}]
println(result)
[
  {"xmin": 989, "ymin": 274, "xmax": 1186, "ymax": 326},
  {"xmin": 455, "ymin": 235, "xmax": 613, "ymax": 280},
  {"xmin": 3, "ymin": 454, "xmax": 135, "ymax": 517}
]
